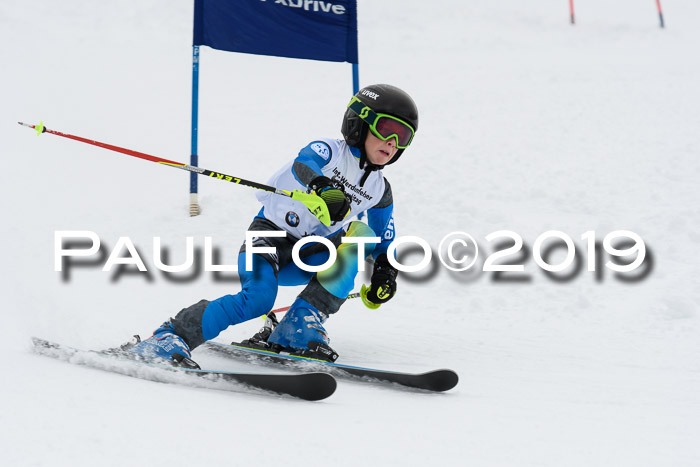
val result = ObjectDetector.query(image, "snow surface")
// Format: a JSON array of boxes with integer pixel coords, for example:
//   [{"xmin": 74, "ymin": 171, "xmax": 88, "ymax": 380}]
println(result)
[{"xmin": 2, "ymin": 0, "xmax": 700, "ymax": 465}]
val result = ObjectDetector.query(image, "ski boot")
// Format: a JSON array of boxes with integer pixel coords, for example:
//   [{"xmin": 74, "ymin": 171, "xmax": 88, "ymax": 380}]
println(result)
[
  {"xmin": 266, "ymin": 298, "xmax": 339, "ymax": 362},
  {"xmin": 127, "ymin": 322, "xmax": 200, "ymax": 369}
]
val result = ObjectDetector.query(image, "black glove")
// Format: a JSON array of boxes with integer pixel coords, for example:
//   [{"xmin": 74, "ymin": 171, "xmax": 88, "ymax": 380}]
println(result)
[
  {"xmin": 310, "ymin": 176, "xmax": 352, "ymax": 222},
  {"xmin": 364, "ymin": 254, "xmax": 398, "ymax": 305}
]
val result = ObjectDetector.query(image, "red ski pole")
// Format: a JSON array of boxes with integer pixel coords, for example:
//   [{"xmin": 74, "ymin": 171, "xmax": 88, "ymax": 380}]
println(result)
[{"xmin": 19, "ymin": 121, "xmax": 331, "ymax": 225}]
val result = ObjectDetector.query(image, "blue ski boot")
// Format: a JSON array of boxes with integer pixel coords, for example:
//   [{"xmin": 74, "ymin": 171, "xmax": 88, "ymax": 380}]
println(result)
[
  {"xmin": 266, "ymin": 298, "xmax": 339, "ymax": 362},
  {"xmin": 128, "ymin": 322, "xmax": 200, "ymax": 368}
]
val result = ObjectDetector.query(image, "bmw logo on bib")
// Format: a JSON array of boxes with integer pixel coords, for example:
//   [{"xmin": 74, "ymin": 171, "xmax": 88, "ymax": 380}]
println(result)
[{"xmin": 285, "ymin": 211, "xmax": 300, "ymax": 227}]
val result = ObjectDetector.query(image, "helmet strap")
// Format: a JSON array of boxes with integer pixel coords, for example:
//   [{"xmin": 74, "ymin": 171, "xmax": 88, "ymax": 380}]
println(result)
[
  {"xmin": 358, "ymin": 145, "xmax": 383, "ymax": 187},
  {"xmin": 359, "ymin": 164, "xmax": 378, "ymax": 187},
  {"xmin": 357, "ymin": 127, "xmax": 389, "ymax": 186}
]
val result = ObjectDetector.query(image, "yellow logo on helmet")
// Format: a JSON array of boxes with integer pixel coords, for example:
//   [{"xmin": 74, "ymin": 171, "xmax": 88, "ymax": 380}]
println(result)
[{"xmin": 359, "ymin": 106, "xmax": 370, "ymax": 119}]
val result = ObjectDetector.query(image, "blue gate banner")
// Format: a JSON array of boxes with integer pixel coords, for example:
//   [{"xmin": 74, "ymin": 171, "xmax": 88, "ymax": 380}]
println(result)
[{"xmin": 193, "ymin": 0, "xmax": 358, "ymax": 63}]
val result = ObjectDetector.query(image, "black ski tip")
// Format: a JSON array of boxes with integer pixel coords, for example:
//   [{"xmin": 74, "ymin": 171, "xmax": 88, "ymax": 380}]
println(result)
[
  {"xmin": 423, "ymin": 369, "xmax": 459, "ymax": 392},
  {"xmin": 298, "ymin": 372, "xmax": 337, "ymax": 401},
  {"xmin": 229, "ymin": 371, "xmax": 337, "ymax": 401}
]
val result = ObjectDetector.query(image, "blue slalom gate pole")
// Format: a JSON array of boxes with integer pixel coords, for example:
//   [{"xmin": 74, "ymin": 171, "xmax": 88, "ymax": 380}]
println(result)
[
  {"xmin": 190, "ymin": 45, "xmax": 201, "ymax": 216},
  {"xmin": 353, "ymin": 62, "xmax": 362, "ymax": 219},
  {"xmin": 352, "ymin": 63, "xmax": 359, "ymax": 94}
]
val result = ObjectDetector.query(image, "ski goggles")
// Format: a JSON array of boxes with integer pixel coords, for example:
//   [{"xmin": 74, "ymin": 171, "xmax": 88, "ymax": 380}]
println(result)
[{"xmin": 347, "ymin": 96, "xmax": 415, "ymax": 149}]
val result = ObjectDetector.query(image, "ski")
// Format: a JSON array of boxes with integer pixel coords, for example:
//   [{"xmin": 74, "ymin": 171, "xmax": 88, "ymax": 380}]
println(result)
[
  {"xmin": 201, "ymin": 341, "xmax": 459, "ymax": 392},
  {"xmin": 31, "ymin": 338, "xmax": 336, "ymax": 401}
]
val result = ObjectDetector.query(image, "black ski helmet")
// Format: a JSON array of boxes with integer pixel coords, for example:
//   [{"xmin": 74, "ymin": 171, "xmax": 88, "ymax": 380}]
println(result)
[{"xmin": 341, "ymin": 84, "xmax": 419, "ymax": 167}]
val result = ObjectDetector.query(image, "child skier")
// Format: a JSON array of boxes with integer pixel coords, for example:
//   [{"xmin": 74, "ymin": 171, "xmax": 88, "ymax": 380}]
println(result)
[{"xmin": 130, "ymin": 83, "xmax": 419, "ymax": 364}]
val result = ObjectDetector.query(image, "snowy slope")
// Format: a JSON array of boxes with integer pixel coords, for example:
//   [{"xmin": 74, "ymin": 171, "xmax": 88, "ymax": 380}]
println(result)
[{"xmin": 2, "ymin": 0, "xmax": 700, "ymax": 466}]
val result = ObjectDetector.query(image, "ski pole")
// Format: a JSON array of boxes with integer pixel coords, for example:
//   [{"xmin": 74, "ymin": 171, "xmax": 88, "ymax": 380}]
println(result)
[
  {"xmin": 268, "ymin": 292, "xmax": 362, "ymax": 314},
  {"xmin": 18, "ymin": 121, "xmax": 331, "ymax": 226}
]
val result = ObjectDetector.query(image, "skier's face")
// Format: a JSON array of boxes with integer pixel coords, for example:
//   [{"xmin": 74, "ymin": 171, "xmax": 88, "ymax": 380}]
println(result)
[{"xmin": 364, "ymin": 131, "xmax": 398, "ymax": 165}]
